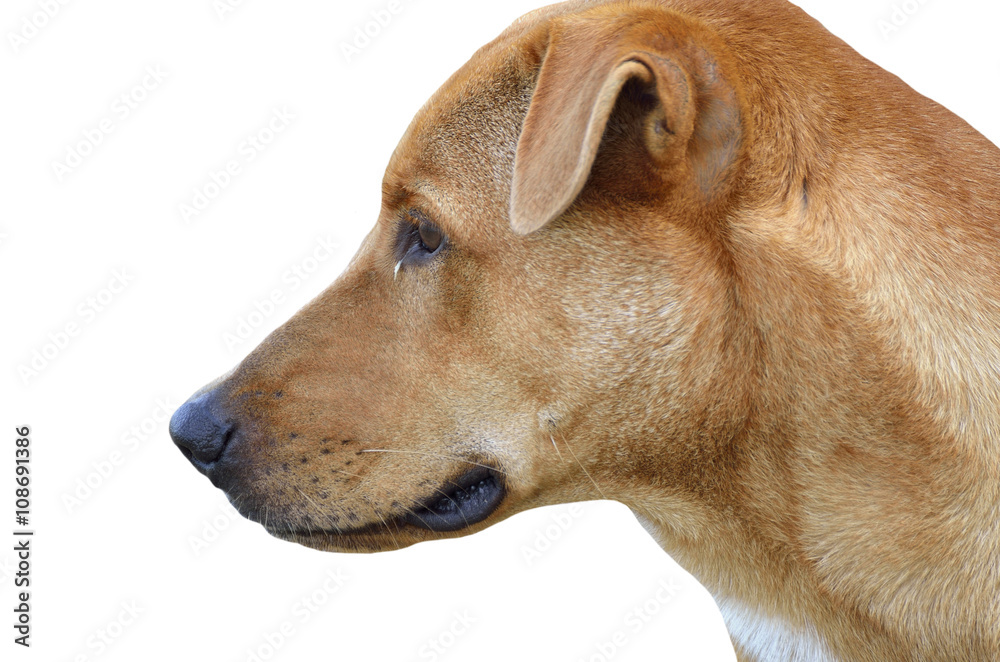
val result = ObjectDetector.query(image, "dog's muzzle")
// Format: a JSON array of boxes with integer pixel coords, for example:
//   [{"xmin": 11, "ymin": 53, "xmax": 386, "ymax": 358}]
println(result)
[{"xmin": 169, "ymin": 387, "xmax": 509, "ymax": 538}]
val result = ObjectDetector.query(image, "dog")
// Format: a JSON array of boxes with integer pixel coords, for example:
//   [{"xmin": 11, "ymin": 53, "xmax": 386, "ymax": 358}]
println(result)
[{"xmin": 169, "ymin": 0, "xmax": 1000, "ymax": 659}]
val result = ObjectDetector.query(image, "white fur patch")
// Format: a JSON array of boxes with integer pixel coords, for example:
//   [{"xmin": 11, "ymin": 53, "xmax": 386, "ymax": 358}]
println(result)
[{"xmin": 718, "ymin": 599, "xmax": 839, "ymax": 662}]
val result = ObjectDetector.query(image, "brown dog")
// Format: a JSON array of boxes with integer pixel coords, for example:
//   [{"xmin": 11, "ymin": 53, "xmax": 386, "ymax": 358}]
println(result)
[{"xmin": 170, "ymin": 0, "xmax": 1000, "ymax": 659}]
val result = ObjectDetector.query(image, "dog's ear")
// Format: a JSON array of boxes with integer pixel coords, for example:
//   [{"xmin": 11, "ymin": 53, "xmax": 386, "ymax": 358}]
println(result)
[{"xmin": 509, "ymin": 12, "xmax": 742, "ymax": 235}]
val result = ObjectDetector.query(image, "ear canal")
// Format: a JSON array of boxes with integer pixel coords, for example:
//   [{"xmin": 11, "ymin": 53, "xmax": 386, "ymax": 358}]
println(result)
[{"xmin": 509, "ymin": 13, "xmax": 742, "ymax": 236}]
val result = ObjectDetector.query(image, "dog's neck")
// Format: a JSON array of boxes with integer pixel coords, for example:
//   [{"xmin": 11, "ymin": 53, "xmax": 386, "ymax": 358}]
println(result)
[
  {"xmin": 617, "ymin": 232, "xmax": 987, "ymax": 660},
  {"xmin": 717, "ymin": 597, "xmax": 838, "ymax": 661},
  {"xmin": 634, "ymin": 509, "xmax": 846, "ymax": 661}
]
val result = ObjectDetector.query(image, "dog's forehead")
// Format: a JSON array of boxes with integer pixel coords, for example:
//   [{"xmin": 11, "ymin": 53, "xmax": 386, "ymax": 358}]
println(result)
[{"xmin": 381, "ymin": 27, "xmax": 546, "ymax": 236}]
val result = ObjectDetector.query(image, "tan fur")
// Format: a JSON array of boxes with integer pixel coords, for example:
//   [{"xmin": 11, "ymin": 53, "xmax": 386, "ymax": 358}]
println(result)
[{"xmin": 177, "ymin": 1, "xmax": 1000, "ymax": 659}]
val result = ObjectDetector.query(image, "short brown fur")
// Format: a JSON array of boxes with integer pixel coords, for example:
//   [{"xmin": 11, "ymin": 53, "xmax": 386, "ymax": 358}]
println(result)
[{"xmin": 179, "ymin": 1, "xmax": 1000, "ymax": 659}]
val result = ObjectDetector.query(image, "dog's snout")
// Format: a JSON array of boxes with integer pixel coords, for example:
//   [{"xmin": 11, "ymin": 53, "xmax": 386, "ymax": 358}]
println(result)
[{"xmin": 169, "ymin": 390, "xmax": 234, "ymax": 473}]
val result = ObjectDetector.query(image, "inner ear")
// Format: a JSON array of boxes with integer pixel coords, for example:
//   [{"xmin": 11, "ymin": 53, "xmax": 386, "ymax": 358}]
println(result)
[
  {"xmin": 605, "ymin": 78, "xmax": 663, "ymax": 152},
  {"xmin": 592, "ymin": 75, "xmax": 692, "ymax": 187}
]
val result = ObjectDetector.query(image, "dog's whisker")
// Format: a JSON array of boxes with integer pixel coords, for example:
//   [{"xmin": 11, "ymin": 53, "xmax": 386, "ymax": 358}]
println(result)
[
  {"xmin": 549, "ymin": 434, "xmax": 565, "ymax": 462},
  {"xmin": 426, "ymin": 485, "xmax": 473, "ymax": 529},
  {"xmin": 371, "ymin": 509, "xmax": 403, "ymax": 551},
  {"xmin": 384, "ymin": 488, "xmax": 439, "ymax": 531},
  {"xmin": 296, "ymin": 486, "xmax": 326, "ymax": 525},
  {"xmin": 319, "ymin": 468, "xmax": 441, "ymax": 534},
  {"xmin": 554, "ymin": 428, "xmax": 609, "ymax": 500},
  {"xmin": 358, "ymin": 448, "xmax": 511, "ymax": 477},
  {"xmin": 357, "ymin": 450, "xmax": 500, "ymax": 530},
  {"xmin": 330, "ymin": 468, "xmax": 365, "ymax": 479}
]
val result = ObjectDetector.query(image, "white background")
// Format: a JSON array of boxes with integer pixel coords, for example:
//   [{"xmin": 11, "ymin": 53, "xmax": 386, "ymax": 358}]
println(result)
[{"xmin": 2, "ymin": 1, "xmax": 998, "ymax": 660}]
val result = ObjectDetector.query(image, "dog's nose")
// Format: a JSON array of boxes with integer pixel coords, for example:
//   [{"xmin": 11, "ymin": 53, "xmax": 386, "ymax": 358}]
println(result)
[{"xmin": 169, "ymin": 390, "xmax": 234, "ymax": 474}]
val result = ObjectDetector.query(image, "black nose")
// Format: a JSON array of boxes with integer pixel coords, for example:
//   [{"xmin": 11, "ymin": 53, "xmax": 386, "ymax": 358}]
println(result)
[{"xmin": 169, "ymin": 390, "xmax": 234, "ymax": 475}]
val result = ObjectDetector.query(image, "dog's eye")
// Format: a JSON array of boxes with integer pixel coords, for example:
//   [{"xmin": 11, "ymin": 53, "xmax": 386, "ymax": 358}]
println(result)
[
  {"xmin": 417, "ymin": 221, "xmax": 442, "ymax": 253},
  {"xmin": 405, "ymin": 211, "xmax": 446, "ymax": 256},
  {"xmin": 395, "ymin": 209, "xmax": 447, "ymax": 272}
]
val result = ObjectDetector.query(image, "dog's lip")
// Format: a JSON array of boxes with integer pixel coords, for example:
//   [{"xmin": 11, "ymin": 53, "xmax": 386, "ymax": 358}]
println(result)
[
  {"xmin": 403, "ymin": 465, "xmax": 506, "ymax": 533},
  {"xmin": 272, "ymin": 465, "xmax": 506, "ymax": 539}
]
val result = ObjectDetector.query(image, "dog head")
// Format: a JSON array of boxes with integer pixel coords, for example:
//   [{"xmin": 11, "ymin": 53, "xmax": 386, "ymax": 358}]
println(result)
[{"xmin": 170, "ymin": 1, "xmax": 753, "ymax": 553}]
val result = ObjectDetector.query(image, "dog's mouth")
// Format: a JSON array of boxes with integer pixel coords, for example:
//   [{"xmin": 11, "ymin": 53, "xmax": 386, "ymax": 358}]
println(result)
[
  {"xmin": 403, "ymin": 465, "xmax": 506, "ymax": 532},
  {"xmin": 264, "ymin": 465, "xmax": 507, "ymax": 547}
]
